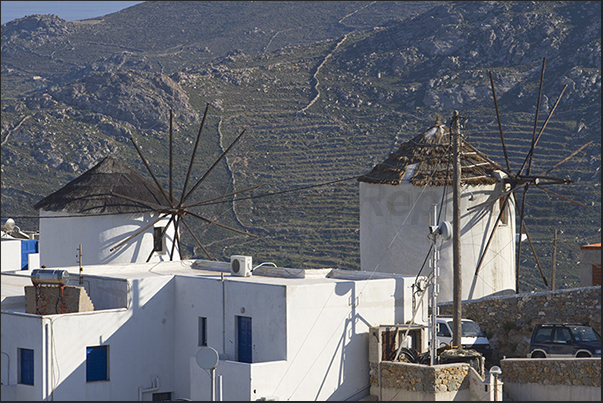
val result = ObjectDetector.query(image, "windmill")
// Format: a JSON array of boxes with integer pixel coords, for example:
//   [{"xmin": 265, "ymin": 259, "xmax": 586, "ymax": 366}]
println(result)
[
  {"xmin": 471, "ymin": 57, "xmax": 592, "ymax": 292},
  {"xmin": 108, "ymin": 103, "xmax": 264, "ymax": 262}
]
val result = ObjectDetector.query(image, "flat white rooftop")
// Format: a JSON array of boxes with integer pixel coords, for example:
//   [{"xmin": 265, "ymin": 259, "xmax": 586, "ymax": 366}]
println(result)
[{"xmin": 1, "ymin": 258, "xmax": 416, "ymax": 313}]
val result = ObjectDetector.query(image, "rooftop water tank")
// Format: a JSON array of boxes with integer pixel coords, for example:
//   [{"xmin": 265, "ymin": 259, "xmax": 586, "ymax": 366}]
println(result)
[{"xmin": 31, "ymin": 269, "xmax": 69, "ymax": 286}]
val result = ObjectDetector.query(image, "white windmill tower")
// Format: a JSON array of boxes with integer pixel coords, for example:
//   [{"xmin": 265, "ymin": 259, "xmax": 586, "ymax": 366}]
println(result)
[
  {"xmin": 358, "ymin": 114, "xmax": 516, "ymax": 304},
  {"xmin": 35, "ymin": 104, "xmax": 260, "ymax": 268},
  {"xmin": 358, "ymin": 58, "xmax": 591, "ymax": 303}
]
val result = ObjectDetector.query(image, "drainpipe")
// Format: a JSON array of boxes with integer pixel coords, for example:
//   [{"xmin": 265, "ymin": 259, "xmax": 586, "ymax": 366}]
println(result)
[
  {"xmin": 222, "ymin": 272, "xmax": 226, "ymax": 356},
  {"xmin": 138, "ymin": 376, "xmax": 160, "ymax": 401},
  {"xmin": 44, "ymin": 320, "xmax": 53, "ymax": 401}
]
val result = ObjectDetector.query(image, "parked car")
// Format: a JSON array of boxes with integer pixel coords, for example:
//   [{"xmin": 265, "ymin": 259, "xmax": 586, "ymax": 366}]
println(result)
[
  {"xmin": 433, "ymin": 317, "xmax": 492, "ymax": 359},
  {"xmin": 528, "ymin": 324, "xmax": 601, "ymax": 358}
]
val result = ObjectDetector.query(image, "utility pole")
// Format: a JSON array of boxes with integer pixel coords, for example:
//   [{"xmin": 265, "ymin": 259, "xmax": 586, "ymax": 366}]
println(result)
[
  {"xmin": 430, "ymin": 204, "xmax": 439, "ymax": 366},
  {"xmin": 452, "ymin": 110, "xmax": 462, "ymax": 348},
  {"xmin": 551, "ymin": 229, "xmax": 557, "ymax": 291}
]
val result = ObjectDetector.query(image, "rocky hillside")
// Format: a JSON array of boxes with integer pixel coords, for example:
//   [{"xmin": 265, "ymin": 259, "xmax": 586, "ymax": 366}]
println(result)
[{"xmin": 1, "ymin": 1, "xmax": 600, "ymax": 292}]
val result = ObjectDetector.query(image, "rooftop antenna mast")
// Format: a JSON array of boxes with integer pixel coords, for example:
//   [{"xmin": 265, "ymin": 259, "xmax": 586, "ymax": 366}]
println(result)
[
  {"xmin": 77, "ymin": 244, "xmax": 83, "ymax": 285},
  {"xmin": 428, "ymin": 204, "xmax": 452, "ymax": 365}
]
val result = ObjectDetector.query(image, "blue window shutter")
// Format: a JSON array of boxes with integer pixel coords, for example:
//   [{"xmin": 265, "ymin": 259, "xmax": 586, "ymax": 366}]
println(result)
[
  {"xmin": 20, "ymin": 240, "xmax": 38, "ymax": 270},
  {"xmin": 19, "ymin": 348, "xmax": 34, "ymax": 385},
  {"xmin": 237, "ymin": 316, "xmax": 252, "ymax": 363},
  {"xmin": 86, "ymin": 346, "xmax": 108, "ymax": 382}
]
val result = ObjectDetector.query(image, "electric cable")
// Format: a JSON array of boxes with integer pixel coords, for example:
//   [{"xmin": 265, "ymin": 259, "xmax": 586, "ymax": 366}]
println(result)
[{"xmin": 2, "ymin": 176, "xmax": 360, "ymax": 221}]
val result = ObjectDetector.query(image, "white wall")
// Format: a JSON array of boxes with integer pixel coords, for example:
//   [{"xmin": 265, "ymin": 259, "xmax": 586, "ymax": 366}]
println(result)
[
  {"xmin": 0, "ymin": 314, "xmax": 45, "ymax": 401},
  {"xmin": 504, "ymin": 383, "xmax": 601, "ymax": 401},
  {"xmin": 28, "ymin": 253, "xmax": 40, "ymax": 271},
  {"xmin": 173, "ymin": 274, "xmax": 288, "ymax": 399},
  {"xmin": 272, "ymin": 278, "xmax": 405, "ymax": 401},
  {"xmin": 1, "ymin": 240, "xmax": 22, "ymax": 272},
  {"xmin": 188, "ymin": 274, "xmax": 419, "ymax": 401},
  {"xmin": 359, "ymin": 182, "xmax": 516, "ymax": 303},
  {"xmin": 38, "ymin": 211, "xmax": 178, "ymax": 268},
  {"xmin": 1, "ymin": 276, "xmax": 176, "ymax": 401},
  {"xmin": 223, "ymin": 280, "xmax": 287, "ymax": 362},
  {"xmin": 3, "ymin": 266, "xmax": 425, "ymax": 402}
]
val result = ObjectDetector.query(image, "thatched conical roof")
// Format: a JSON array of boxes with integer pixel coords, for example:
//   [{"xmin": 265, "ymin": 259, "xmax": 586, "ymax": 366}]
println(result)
[
  {"xmin": 358, "ymin": 123, "xmax": 505, "ymax": 186},
  {"xmin": 34, "ymin": 156, "xmax": 174, "ymax": 215}
]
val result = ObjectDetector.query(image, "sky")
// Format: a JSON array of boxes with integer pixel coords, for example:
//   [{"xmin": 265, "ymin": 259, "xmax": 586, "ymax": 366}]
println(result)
[{"xmin": 1, "ymin": 1, "xmax": 144, "ymax": 25}]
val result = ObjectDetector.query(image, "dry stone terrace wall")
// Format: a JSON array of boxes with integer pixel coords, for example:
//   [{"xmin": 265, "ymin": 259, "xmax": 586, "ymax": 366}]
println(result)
[{"xmin": 438, "ymin": 286, "xmax": 601, "ymax": 363}]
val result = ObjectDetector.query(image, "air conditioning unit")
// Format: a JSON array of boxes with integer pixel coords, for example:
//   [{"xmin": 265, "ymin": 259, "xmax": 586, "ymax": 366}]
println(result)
[{"xmin": 230, "ymin": 255, "xmax": 252, "ymax": 277}]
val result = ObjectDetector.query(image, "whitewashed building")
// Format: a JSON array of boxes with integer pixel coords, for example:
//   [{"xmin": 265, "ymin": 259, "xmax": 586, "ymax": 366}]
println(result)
[
  {"xmin": 1, "ymin": 219, "xmax": 39, "ymax": 272},
  {"xmin": 34, "ymin": 156, "xmax": 179, "ymax": 268},
  {"xmin": 358, "ymin": 121, "xmax": 516, "ymax": 303},
  {"xmin": 1, "ymin": 258, "xmax": 427, "ymax": 401}
]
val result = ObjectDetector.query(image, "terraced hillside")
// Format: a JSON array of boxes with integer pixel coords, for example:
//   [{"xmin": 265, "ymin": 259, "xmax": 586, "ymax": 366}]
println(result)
[
  {"xmin": 169, "ymin": 30, "xmax": 600, "ymax": 291},
  {"xmin": 1, "ymin": 1, "xmax": 600, "ymax": 293}
]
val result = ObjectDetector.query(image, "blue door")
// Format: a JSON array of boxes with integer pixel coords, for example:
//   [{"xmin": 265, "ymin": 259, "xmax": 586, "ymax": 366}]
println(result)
[
  {"xmin": 21, "ymin": 240, "xmax": 38, "ymax": 270},
  {"xmin": 237, "ymin": 316, "xmax": 252, "ymax": 363}
]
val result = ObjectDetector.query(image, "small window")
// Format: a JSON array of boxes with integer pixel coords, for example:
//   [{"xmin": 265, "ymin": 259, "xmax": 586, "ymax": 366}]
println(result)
[
  {"xmin": 437, "ymin": 323, "xmax": 451, "ymax": 337},
  {"xmin": 534, "ymin": 327, "xmax": 553, "ymax": 343},
  {"xmin": 554, "ymin": 327, "xmax": 572, "ymax": 343},
  {"xmin": 153, "ymin": 227, "xmax": 166, "ymax": 253},
  {"xmin": 153, "ymin": 392, "xmax": 172, "ymax": 401},
  {"xmin": 198, "ymin": 317, "xmax": 208, "ymax": 347},
  {"xmin": 18, "ymin": 348, "xmax": 34, "ymax": 385},
  {"xmin": 86, "ymin": 345, "xmax": 109, "ymax": 382},
  {"xmin": 498, "ymin": 198, "xmax": 508, "ymax": 225}
]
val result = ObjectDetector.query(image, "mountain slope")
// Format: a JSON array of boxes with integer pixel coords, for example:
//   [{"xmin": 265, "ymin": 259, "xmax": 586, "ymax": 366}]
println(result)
[
  {"xmin": 1, "ymin": 1, "xmax": 439, "ymax": 92},
  {"xmin": 1, "ymin": 1, "xmax": 600, "ymax": 292}
]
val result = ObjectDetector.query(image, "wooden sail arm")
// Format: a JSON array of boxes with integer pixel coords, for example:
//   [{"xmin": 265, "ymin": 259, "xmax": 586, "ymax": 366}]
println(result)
[
  {"xmin": 184, "ymin": 183, "xmax": 267, "ymax": 208},
  {"xmin": 184, "ymin": 210, "xmax": 258, "ymax": 238}
]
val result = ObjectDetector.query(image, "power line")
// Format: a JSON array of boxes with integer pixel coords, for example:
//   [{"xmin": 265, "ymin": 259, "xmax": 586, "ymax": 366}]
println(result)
[
  {"xmin": 195, "ymin": 176, "xmax": 360, "ymax": 206},
  {"xmin": 2, "ymin": 176, "xmax": 361, "ymax": 221}
]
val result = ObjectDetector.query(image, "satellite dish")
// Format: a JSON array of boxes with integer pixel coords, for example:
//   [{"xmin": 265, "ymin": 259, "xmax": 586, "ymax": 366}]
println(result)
[
  {"xmin": 196, "ymin": 346, "xmax": 219, "ymax": 369},
  {"xmin": 2, "ymin": 218, "xmax": 15, "ymax": 231},
  {"xmin": 438, "ymin": 221, "xmax": 452, "ymax": 241},
  {"xmin": 490, "ymin": 365, "xmax": 502, "ymax": 375}
]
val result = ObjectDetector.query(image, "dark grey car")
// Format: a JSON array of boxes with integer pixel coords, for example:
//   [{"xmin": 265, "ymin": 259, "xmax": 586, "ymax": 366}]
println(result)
[{"xmin": 529, "ymin": 324, "xmax": 601, "ymax": 358}]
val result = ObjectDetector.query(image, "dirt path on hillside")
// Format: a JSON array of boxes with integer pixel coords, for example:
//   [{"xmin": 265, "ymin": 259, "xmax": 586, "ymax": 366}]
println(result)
[
  {"xmin": 298, "ymin": 33, "xmax": 349, "ymax": 113},
  {"xmin": 1, "ymin": 115, "xmax": 31, "ymax": 146}
]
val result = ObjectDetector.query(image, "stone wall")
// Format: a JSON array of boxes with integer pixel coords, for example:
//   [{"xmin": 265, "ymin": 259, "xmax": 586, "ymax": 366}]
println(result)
[
  {"xmin": 500, "ymin": 358, "xmax": 601, "ymax": 401},
  {"xmin": 369, "ymin": 361, "xmax": 487, "ymax": 401},
  {"xmin": 438, "ymin": 286, "xmax": 601, "ymax": 364},
  {"xmin": 500, "ymin": 358, "xmax": 600, "ymax": 387},
  {"xmin": 25, "ymin": 285, "xmax": 94, "ymax": 314}
]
